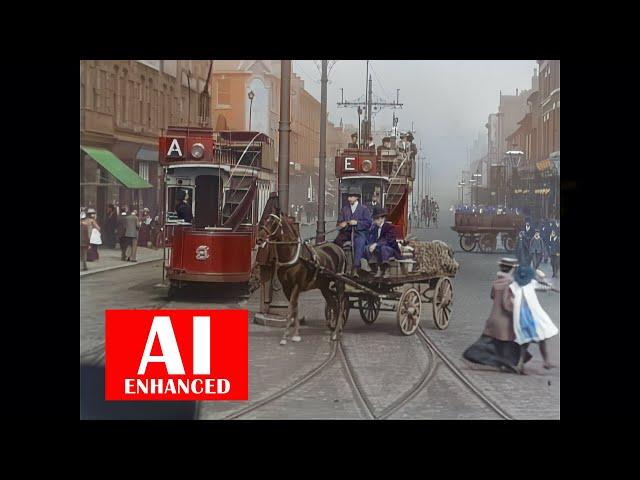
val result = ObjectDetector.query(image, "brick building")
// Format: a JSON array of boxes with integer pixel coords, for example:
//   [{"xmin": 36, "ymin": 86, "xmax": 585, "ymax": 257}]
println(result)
[
  {"xmin": 211, "ymin": 61, "xmax": 352, "ymax": 216},
  {"xmin": 80, "ymin": 60, "xmax": 213, "ymax": 224}
]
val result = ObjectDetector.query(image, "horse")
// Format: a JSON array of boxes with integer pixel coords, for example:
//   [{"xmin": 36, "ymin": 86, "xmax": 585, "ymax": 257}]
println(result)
[{"xmin": 257, "ymin": 211, "xmax": 348, "ymax": 345}]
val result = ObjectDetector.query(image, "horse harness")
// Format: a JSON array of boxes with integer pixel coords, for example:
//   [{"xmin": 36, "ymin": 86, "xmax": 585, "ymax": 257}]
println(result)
[{"xmin": 261, "ymin": 214, "xmax": 322, "ymax": 282}]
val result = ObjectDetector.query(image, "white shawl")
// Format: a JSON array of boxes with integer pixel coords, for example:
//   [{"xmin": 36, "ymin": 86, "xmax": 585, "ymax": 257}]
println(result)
[{"xmin": 510, "ymin": 280, "xmax": 559, "ymax": 345}]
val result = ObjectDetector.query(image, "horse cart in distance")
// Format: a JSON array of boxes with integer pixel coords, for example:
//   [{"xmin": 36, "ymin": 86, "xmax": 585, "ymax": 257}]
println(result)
[{"xmin": 451, "ymin": 209, "xmax": 524, "ymax": 253}]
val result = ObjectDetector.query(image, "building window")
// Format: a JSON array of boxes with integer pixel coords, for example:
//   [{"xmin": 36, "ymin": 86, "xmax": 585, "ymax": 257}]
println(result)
[
  {"xmin": 217, "ymin": 78, "xmax": 230, "ymax": 105},
  {"xmin": 121, "ymin": 70, "xmax": 128, "ymax": 124},
  {"xmin": 128, "ymin": 80, "xmax": 135, "ymax": 124},
  {"xmin": 139, "ymin": 162, "xmax": 149, "ymax": 181}
]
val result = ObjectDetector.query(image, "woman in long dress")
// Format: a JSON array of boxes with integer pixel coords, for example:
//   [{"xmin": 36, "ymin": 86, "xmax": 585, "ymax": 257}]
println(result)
[
  {"xmin": 83, "ymin": 208, "xmax": 101, "ymax": 262},
  {"xmin": 138, "ymin": 207, "xmax": 151, "ymax": 248},
  {"xmin": 510, "ymin": 266, "xmax": 559, "ymax": 371}
]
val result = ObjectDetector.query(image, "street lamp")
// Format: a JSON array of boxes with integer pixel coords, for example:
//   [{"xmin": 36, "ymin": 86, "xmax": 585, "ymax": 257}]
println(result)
[
  {"xmin": 248, "ymin": 90, "xmax": 255, "ymax": 131},
  {"xmin": 472, "ymin": 172, "xmax": 482, "ymax": 205}
]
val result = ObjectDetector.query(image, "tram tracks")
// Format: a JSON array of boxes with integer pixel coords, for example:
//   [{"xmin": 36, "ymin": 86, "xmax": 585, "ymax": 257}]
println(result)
[
  {"xmin": 224, "ymin": 322, "xmax": 512, "ymax": 420},
  {"xmin": 416, "ymin": 326, "xmax": 512, "ymax": 420}
]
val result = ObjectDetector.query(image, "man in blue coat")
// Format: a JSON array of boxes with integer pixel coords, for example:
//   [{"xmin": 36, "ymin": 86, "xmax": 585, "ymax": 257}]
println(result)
[
  {"xmin": 547, "ymin": 228, "xmax": 560, "ymax": 278},
  {"xmin": 335, "ymin": 186, "xmax": 372, "ymax": 276},
  {"xmin": 361, "ymin": 209, "xmax": 401, "ymax": 278}
]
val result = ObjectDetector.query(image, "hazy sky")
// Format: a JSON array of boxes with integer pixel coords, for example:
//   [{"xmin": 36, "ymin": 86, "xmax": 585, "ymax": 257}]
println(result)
[{"xmin": 292, "ymin": 60, "xmax": 536, "ymax": 209}]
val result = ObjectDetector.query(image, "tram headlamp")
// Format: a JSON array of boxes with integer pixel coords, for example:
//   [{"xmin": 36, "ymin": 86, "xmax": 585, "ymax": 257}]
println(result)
[
  {"xmin": 191, "ymin": 143, "xmax": 205, "ymax": 159},
  {"xmin": 362, "ymin": 159, "xmax": 373, "ymax": 172}
]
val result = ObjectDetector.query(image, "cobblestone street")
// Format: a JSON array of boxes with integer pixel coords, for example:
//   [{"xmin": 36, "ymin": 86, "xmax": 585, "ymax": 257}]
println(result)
[{"xmin": 81, "ymin": 218, "xmax": 559, "ymax": 420}]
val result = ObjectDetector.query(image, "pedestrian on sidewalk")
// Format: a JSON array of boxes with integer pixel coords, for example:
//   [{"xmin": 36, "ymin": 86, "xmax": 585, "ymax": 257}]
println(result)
[
  {"xmin": 462, "ymin": 258, "xmax": 532, "ymax": 374},
  {"xmin": 515, "ymin": 230, "xmax": 530, "ymax": 267},
  {"xmin": 138, "ymin": 207, "xmax": 151, "ymax": 248},
  {"xmin": 85, "ymin": 208, "xmax": 102, "ymax": 262},
  {"xmin": 117, "ymin": 206, "xmax": 140, "ymax": 262},
  {"xmin": 547, "ymin": 229, "xmax": 560, "ymax": 278},
  {"xmin": 529, "ymin": 230, "xmax": 544, "ymax": 270},
  {"xmin": 104, "ymin": 204, "xmax": 118, "ymax": 249},
  {"xmin": 80, "ymin": 216, "xmax": 90, "ymax": 271},
  {"xmin": 510, "ymin": 265, "xmax": 559, "ymax": 371}
]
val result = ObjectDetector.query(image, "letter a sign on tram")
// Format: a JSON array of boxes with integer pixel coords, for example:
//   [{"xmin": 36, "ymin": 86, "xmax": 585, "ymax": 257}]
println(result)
[{"xmin": 105, "ymin": 310, "xmax": 248, "ymax": 401}]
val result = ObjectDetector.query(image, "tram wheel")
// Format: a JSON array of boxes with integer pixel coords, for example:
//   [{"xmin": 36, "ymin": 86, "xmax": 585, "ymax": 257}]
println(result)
[
  {"xmin": 432, "ymin": 277, "xmax": 453, "ymax": 330},
  {"xmin": 397, "ymin": 288, "xmax": 421, "ymax": 336},
  {"xmin": 358, "ymin": 296, "xmax": 381, "ymax": 325},
  {"xmin": 460, "ymin": 235, "xmax": 476, "ymax": 252}
]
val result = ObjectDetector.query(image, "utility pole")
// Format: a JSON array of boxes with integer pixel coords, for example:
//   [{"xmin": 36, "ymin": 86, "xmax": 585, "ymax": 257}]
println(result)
[
  {"xmin": 338, "ymin": 61, "xmax": 402, "ymax": 143},
  {"xmin": 316, "ymin": 60, "xmax": 328, "ymax": 244},
  {"xmin": 278, "ymin": 60, "xmax": 292, "ymax": 216},
  {"xmin": 255, "ymin": 60, "xmax": 292, "ymax": 327}
]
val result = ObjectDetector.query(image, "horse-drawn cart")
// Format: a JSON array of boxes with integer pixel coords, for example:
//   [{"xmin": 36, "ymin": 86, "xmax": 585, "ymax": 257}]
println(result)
[
  {"xmin": 451, "ymin": 211, "xmax": 524, "ymax": 253},
  {"xmin": 325, "ymin": 272, "xmax": 454, "ymax": 336},
  {"xmin": 323, "ymin": 240, "xmax": 457, "ymax": 336}
]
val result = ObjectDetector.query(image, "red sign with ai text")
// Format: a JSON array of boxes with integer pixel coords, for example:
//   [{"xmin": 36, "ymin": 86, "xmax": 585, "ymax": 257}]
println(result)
[{"xmin": 105, "ymin": 310, "xmax": 248, "ymax": 401}]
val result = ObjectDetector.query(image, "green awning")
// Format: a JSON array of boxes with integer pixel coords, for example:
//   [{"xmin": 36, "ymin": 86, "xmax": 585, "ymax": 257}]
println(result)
[{"xmin": 81, "ymin": 146, "xmax": 152, "ymax": 189}]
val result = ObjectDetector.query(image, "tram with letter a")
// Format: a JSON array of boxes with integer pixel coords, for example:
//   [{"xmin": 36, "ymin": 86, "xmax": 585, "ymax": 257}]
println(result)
[{"xmin": 159, "ymin": 126, "xmax": 276, "ymax": 297}]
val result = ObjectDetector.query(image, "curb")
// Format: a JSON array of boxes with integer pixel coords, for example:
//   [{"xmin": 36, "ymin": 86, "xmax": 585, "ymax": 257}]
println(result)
[{"xmin": 80, "ymin": 256, "xmax": 163, "ymax": 278}]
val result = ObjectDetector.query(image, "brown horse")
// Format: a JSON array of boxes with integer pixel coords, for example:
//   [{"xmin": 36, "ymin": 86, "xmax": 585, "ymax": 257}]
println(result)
[{"xmin": 257, "ymin": 212, "xmax": 347, "ymax": 345}]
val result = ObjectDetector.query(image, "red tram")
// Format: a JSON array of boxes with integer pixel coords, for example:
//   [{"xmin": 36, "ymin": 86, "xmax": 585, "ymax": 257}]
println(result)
[
  {"xmin": 334, "ymin": 134, "xmax": 416, "ymax": 241},
  {"xmin": 159, "ymin": 126, "xmax": 276, "ymax": 296}
]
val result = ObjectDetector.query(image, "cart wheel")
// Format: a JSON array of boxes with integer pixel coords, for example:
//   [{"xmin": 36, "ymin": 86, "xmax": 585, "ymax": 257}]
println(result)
[
  {"xmin": 167, "ymin": 283, "xmax": 177, "ymax": 300},
  {"xmin": 397, "ymin": 288, "xmax": 421, "ymax": 335},
  {"xmin": 460, "ymin": 235, "xmax": 476, "ymax": 252},
  {"xmin": 358, "ymin": 296, "xmax": 381, "ymax": 324},
  {"xmin": 502, "ymin": 234, "xmax": 516, "ymax": 252},
  {"xmin": 325, "ymin": 296, "xmax": 350, "ymax": 330},
  {"xmin": 479, "ymin": 234, "xmax": 497, "ymax": 253},
  {"xmin": 432, "ymin": 277, "xmax": 453, "ymax": 330}
]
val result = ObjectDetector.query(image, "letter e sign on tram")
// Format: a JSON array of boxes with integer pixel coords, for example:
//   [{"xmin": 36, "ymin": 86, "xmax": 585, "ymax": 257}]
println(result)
[{"xmin": 105, "ymin": 310, "xmax": 248, "ymax": 401}]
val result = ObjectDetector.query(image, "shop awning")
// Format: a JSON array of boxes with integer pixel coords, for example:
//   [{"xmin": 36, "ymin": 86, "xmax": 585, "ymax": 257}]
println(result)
[
  {"xmin": 136, "ymin": 146, "xmax": 158, "ymax": 162},
  {"xmin": 81, "ymin": 146, "xmax": 152, "ymax": 189}
]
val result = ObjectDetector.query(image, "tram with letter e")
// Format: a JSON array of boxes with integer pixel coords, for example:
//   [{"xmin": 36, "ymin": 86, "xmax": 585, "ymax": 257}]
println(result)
[{"xmin": 159, "ymin": 126, "xmax": 276, "ymax": 297}]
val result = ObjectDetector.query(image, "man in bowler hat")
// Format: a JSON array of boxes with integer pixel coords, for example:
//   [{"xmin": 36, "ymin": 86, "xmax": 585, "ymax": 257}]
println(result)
[
  {"xmin": 361, "ymin": 209, "xmax": 401, "ymax": 278},
  {"xmin": 334, "ymin": 186, "xmax": 372, "ymax": 277}
]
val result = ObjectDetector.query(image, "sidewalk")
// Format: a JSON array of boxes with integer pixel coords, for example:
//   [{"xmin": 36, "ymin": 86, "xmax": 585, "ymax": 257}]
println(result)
[{"xmin": 81, "ymin": 247, "xmax": 164, "ymax": 276}]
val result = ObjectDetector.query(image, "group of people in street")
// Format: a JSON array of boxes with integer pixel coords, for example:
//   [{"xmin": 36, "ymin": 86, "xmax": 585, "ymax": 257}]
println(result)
[
  {"xmin": 411, "ymin": 196, "xmax": 439, "ymax": 228},
  {"xmin": 334, "ymin": 188, "xmax": 400, "ymax": 278},
  {"xmin": 515, "ymin": 218, "xmax": 560, "ymax": 278},
  {"xmin": 453, "ymin": 204, "xmax": 521, "ymax": 216},
  {"xmin": 463, "ymin": 257, "xmax": 558, "ymax": 374},
  {"xmin": 80, "ymin": 203, "xmax": 161, "ymax": 271}
]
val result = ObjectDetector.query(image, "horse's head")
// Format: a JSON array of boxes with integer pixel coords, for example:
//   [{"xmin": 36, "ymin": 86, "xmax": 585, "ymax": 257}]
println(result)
[{"xmin": 257, "ymin": 213, "xmax": 283, "ymax": 247}]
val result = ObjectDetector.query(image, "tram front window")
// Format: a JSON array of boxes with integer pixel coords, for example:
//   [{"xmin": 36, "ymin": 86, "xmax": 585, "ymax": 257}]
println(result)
[
  {"xmin": 339, "ymin": 178, "xmax": 389, "ymax": 211},
  {"xmin": 167, "ymin": 187, "xmax": 193, "ymax": 223}
]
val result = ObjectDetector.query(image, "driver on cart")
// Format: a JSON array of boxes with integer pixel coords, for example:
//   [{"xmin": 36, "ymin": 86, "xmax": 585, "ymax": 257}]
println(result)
[{"xmin": 334, "ymin": 186, "xmax": 372, "ymax": 277}]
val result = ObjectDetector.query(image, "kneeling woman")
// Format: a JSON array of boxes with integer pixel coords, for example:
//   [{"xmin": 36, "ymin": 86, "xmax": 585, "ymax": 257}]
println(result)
[{"xmin": 463, "ymin": 258, "xmax": 531, "ymax": 374}]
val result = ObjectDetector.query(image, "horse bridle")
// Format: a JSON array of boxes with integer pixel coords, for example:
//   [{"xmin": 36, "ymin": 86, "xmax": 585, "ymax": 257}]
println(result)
[{"xmin": 259, "ymin": 213, "xmax": 302, "ymax": 267}]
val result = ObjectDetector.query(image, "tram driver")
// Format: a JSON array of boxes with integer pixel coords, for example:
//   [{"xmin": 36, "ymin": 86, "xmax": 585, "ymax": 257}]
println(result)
[{"xmin": 175, "ymin": 189, "xmax": 193, "ymax": 223}]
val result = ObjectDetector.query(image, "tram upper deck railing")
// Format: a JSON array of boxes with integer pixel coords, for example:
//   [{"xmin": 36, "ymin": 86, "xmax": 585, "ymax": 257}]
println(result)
[
  {"xmin": 159, "ymin": 127, "xmax": 275, "ymax": 171},
  {"xmin": 334, "ymin": 146, "xmax": 415, "ymax": 180}
]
